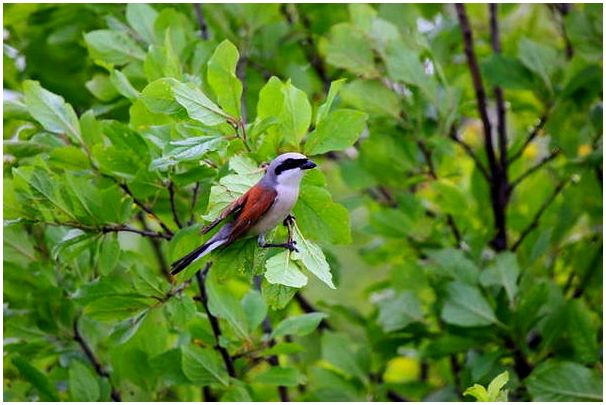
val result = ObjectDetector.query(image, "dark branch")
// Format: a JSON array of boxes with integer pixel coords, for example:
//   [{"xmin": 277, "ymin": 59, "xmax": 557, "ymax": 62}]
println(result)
[
  {"xmin": 511, "ymin": 179, "xmax": 569, "ymax": 251},
  {"xmin": 509, "ymin": 150, "xmax": 560, "ymax": 191},
  {"xmin": 137, "ymin": 212, "xmax": 171, "ymax": 280},
  {"xmin": 189, "ymin": 182, "xmax": 201, "ymax": 226},
  {"xmin": 489, "ymin": 4, "xmax": 508, "ymax": 170},
  {"xmin": 417, "ymin": 140, "xmax": 462, "ymax": 245},
  {"xmin": 295, "ymin": 293, "xmax": 332, "ymax": 331},
  {"xmin": 455, "ymin": 4, "xmax": 498, "ymax": 177},
  {"xmin": 237, "ymin": 52, "xmax": 249, "ymax": 124},
  {"xmin": 30, "ymin": 220, "xmax": 171, "ymax": 240},
  {"xmin": 449, "ymin": 126, "xmax": 491, "ymax": 180},
  {"xmin": 168, "ymin": 181, "xmax": 183, "ymax": 229},
  {"xmin": 119, "ymin": 183, "xmax": 174, "ymax": 237},
  {"xmin": 195, "ymin": 263, "xmax": 236, "ymax": 378},
  {"xmin": 509, "ymin": 114, "xmax": 549, "ymax": 163},
  {"xmin": 193, "ymin": 4, "xmax": 209, "ymax": 40},
  {"xmin": 73, "ymin": 318, "xmax": 121, "ymax": 401}
]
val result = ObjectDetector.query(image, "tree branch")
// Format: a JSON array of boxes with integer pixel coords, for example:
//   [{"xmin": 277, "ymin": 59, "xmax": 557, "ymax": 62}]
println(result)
[
  {"xmin": 509, "ymin": 114, "xmax": 549, "ymax": 163},
  {"xmin": 193, "ymin": 4, "xmax": 209, "ymax": 40},
  {"xmin": 455, "ymin": 4, "xmax": 498, "ymax": 177},
  {"xmin": 168, "ymin": 181, "xmax": 183, "ymax": 229},
  {"xmin": 137, "ymin": 212, "xmax": 171, "ymax": 280},
  {"xmin": 417, "ymin": 140, "xmax": 462, "ymax": 246},
  {"xmin": 295, "ymin": 293, "xmax": 332, "ymax": 331},
  {"xmin": 489, "ymin": 4, "xmax": 508, "ymax": 170},
  {"xmin": 509, "ymin": 150, "xmax": 560, "ymax": 191},
  {"xmin": 456, "ymin": 4, "xmax": 509, "ymax": 251},
  {"xmin": 73, "ymin": 317, "xmax": 121, "ymax": 402},
  {"xmin": 119, "ymin": 183, "xmax": 174, "ymax": 237},
  {"xmin": 189, "ymin": 182, "xmax": 201, "ymax": 226},
  {"xmin": 449, "ymin": 126, "xmax": 491, "ymax": 181},
  {"xmin": 511, "ymin": 179, "xmax": 569, "ymax": 251},
  {"xmin": 195, "ymin": 263, "xmax": 236, "ymax": 378},
  {"xmin": 30, "ymin": 220, "xmax": 171, "ymax": 240}
]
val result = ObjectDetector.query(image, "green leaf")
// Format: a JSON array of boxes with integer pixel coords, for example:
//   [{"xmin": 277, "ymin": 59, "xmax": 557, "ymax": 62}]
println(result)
[
  {"xmin": 280, "ymin": 80, "xmax": 312, "ymax": 146},
  {"xmin": 109, "ymin": 70, "xmax": 140, "ymax": 100},
  {"xmin": 98, "ymin": 233, "xmax": 120, "ymax": 276},
  {"xmin": 486, "ymin": 371, "xmax": 509, "ymax": 401},
  {"xmin": 23, "ymin": 80, "xmax": 81, "ymax": 143},
  {"xmin": 150, "ymin": 135, "xmax": 227, "ymax": 172},
  {"xmin": 261, "ymin": 342, "xmax": 305, "ymax": 356},
  {"xmin": 150, "ymin": 349, "xmax": 190, "ymax": 385},
  {"xmin": 241, "ymin": 290, "xmax": 267, "ymax": 331},
  {"xmin": 262, "ymin": 282, "xmax": 297, "ymax": 310},
  {"xmin": 272, "ymin": 312, "xmax": 328, "ymax": 338},
  {"xmin": 427, "ymin": 248, "xmax": 479, "ymax": 285},
  {"xmin": 291, "ymin": 223, "xmax": 335, "ymax": 288},
  {"xmin": 207, "ymin": 40, "xmax": 242, "ymax": 118},
  {"xmin": 181, "ymin": 344, "xmax": 229, "ymax": 386},
  {"xmin": 69, "ymin": 361, "xmax": 100, "ymax": 402},
  {"xmin": 206, "ymin": 272, "xmax": 249, "ymax": 339},
  {"xmin": 140, "ymin": 78, "xmax": 183, "ymax": 115},
  {"xmin": 316, "ymin": 79, "xmax": 347, "ymax": 125},
  {"xmin": 173, "ymin": 81, "xmax": 231, "ymax": 126},
  {"xmin": 463, "ymin": 384, "xmax": 490, "ymax": 402},
  {"xmin": 566, "ymin": 299, "xmax": 600, "ymax": 364},
  {"xmin": 321, "ymin": 332, "xmax": 368, "ymax": 383},
  {"xmin": 293, "ymin": 184, "xmax": 351, "ymax": 245},
  {"xmin": 85, "ymin": 73, "xmax": 119, "ymax": 102},
  {"xmin": 12, "ymin": 357, "xmax": 59, "ymax": 401},
  {"xmin": 526, "ymin": 361, "xmax": 602, "ymax": 401},
  {"xmin": 384, "ymin": 39, "xmax": 434, "ymax": 98},
  {"xmin": 479, "ymin": 252, "xmax": 520, "ymax": 305},
  {"xmin": 253, "ymin": 367, "xmax": 306, "ymax": 387},
  {"xmin": 265, "ymin": 251, "xmax": 308, "ymax": 288},
  {"xmin": 377, "ymin": 291, "xmax": 424, "ymax": 332},
  {"xmin": 518, "ymin": 38, "xmax": 558, "ymax": 93},
  {"xmin": 126, "ymin": 3, "xmax": 158, "ymax": 44},
  {"xmin": 84, "ymin": 29, "xmax": 145, "ymax": 65},
  {"xmin": 441, "ymin": 281, "xmax": 498, "ymax": 327},
  {"xmin": 322, "ymin": 23, "xmax": 377, "ymax": 77},
  {"xmin": 305, "ymin": 109, "xmax": 367, "ymax": 156},
  {"xmin": 481, "ymin": 55, "xmax": 535, "ymax": 90},
  {"xmin": 341, "ymin": 79, "xmax": 401, "ymax": 118}
]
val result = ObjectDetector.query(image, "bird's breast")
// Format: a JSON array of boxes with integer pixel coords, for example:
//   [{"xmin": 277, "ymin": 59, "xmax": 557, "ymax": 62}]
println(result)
[{"xmin": 249, "ymin": 184, "xmax": 300, "ymax": 235}]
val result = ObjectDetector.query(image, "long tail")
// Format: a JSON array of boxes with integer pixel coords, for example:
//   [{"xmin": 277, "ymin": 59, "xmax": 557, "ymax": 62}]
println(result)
[{"xmin": 170, "ymin": 233, "xmax": 229, "ymax": 276}]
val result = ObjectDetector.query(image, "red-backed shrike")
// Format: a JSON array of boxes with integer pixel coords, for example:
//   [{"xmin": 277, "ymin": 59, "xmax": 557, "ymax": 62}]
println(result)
[{"xmin": 170, "ymin": 152, "xmax": 316, "ymax": 275}]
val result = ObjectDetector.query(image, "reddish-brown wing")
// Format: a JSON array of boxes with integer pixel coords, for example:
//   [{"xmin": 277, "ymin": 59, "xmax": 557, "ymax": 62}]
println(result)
[
  {"xmin": 200, "ymin": 193, "xmax": 248, "ymax": 234},
  {"xmin": 226, "ymin": 183, "xmax": 277, "ymax": 243}
]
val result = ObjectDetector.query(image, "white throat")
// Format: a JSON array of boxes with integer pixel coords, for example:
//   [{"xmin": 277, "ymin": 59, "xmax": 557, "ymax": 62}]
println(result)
[{"xmin": 275, "ymin": 168, "xmax": 304, "ymax": 187}]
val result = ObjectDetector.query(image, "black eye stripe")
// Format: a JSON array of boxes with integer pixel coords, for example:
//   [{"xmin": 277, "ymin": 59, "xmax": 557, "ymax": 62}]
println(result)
[{"xmin": 275, "ymin": 158, "xmax": 307, "ymax": 175}]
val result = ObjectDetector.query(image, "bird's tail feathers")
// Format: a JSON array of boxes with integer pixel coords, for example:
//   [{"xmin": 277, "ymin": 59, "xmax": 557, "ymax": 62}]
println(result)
[{"xmin": 170, "ymin": 237, "xmax": 226, "ymax": 276}]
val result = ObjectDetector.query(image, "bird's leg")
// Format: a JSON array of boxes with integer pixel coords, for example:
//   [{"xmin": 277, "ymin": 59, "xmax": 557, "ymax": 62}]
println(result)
[{"xmin": 257, "ymin": 219, "xmax": 299, "ymax": 252}]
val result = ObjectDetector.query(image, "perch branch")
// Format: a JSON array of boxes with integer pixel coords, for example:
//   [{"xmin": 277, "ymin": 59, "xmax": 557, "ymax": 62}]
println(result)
[{"xmin": 119, "ymin": 183, "xmax": 174, "ymax": 237}]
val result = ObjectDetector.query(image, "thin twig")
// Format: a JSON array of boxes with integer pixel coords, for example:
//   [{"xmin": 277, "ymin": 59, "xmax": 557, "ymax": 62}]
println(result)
[
  {"xmin": 29, "ymin": 220, "xmax": 171, "ymax": 240},
  {"xmin": 509, "ymin": 114, "xmax": 549, "ymax": 163},
  {"xmin": 449, "ymin": 126, "xmax": 491, "ymax": 180},
  {"xmin": 417, "ymin": 140, "xmax": 462, "ymax": 245},
  {"xmin": 119, "ymin": 183, "xmax": 174, "ymax": 237},
  {"xmin": 168, "ymin": 181, "xmax": 183, "ymax": 229},
  {"xmin": 236, "ymin": 52, "xmax": 249, "ymax": 124},
  {"xmin": 193, "ymin": 4, "xmax": 209, "ymax": 40},
  {"xmin": 137, "ymin": 213, "xmax": 171, "ymax": 280},
  {"xmin": 195, "ymin": 264, "xmax": 236, "ymax": 378},
  {"xmin": 73, "ymin": 318, "xmax": 121, "ymax": 401},
  {"xmin": 509, "ymin": 150, "xmax": 560, "ymax": 191},
  {"xmin": 189, "ymin": 182, "xmax": 201, "ymax": 226},
  {"xmin": 294, "ymin": 293, "xmax": 332, "ymax": 331},
  {"xmin": 511, "ymin": 179, "xmax": 569, "ymax": 251}
]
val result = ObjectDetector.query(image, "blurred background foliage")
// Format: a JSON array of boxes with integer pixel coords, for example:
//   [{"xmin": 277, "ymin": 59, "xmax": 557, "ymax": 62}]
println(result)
[{"xmin": 3, "ymin": 3, "xmax": 602, "ymax": 402}]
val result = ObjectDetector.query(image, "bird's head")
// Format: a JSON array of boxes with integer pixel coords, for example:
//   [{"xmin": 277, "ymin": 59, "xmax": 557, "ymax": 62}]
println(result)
[{"xmin": 264, "ymin": 152, "xmax": 316, "ymax": 186}]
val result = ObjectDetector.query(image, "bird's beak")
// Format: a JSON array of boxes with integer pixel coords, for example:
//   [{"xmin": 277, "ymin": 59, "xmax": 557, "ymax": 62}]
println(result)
[{"xmin": 300, "ymin": 159, "xmax": 317, "ymax": 170}]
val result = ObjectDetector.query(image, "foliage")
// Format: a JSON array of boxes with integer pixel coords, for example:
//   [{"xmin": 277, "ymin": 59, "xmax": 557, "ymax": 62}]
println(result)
[{"xmin": 3, "ymin": 3, "xmax": 602, "ymax": 402}]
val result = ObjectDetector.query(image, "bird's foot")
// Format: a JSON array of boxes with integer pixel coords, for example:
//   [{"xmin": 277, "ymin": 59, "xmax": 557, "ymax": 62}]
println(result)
[
  {"xmin": 260, "ymin": 241, "xmax": 299, "ymax": 253},
  {"xmin": 283, "ymin": 214, "xmax": 296, "ymax": 227}
]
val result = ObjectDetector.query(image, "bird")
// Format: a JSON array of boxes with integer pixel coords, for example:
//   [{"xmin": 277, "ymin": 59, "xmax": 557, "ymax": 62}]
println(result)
[{"xmin": 170, "ymin": 152, "xmax": 317, "ymax": 276}]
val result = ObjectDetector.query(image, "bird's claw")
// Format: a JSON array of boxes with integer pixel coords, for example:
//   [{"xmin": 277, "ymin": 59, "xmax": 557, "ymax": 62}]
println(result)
[
  {"xmin": 286, "ymin": 241, "xmax": 299, "ymax": 253},
  {"xmin": 283, "ymin": 214, "xmax": 296, "ymax": 227}
]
